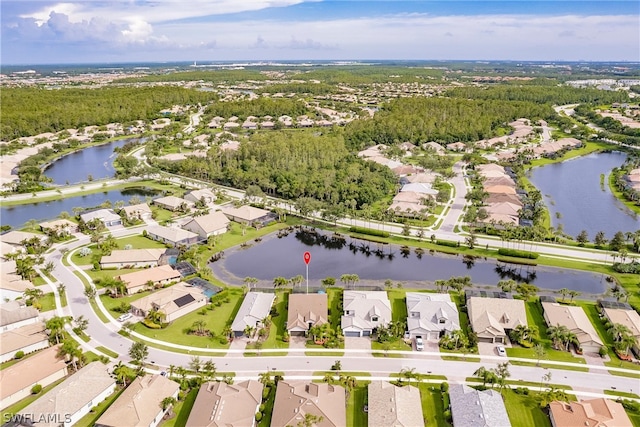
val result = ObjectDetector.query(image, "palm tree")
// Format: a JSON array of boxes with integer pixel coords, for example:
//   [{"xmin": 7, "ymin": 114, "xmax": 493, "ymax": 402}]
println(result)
[
  {"xmin": 192, "ymin": 320, "xmax": 207, "ymax": 335},
  {"xmin": 558, "ymin": 288, "xmax": 569, "ymax": 302},
  {"xmin": 58, "ymin": 339, "xmax": 81, "ymax": 371},
  {"xmin": 498, "ymin": 280, "xmax": 517, "ymax": 293},
  {"xmin": 339, "ymin": 375, "xmax": 357, "ymax": 400},
  {"xmin": 202, "ymin": 360, "xmax": 217, "ymax": 380},
  {"xmin": 608, "ymin": 323, "xmax": 633, "ymax": 343},
  {"xmin": 46, "ymin": 316, "xmax": 70, "ymax": 344},
  {"xmin": 568, "ymin": 290, "xmax": 581, "ymax": 303},
  {"xmin": 473, "ymin": 366, "xmax": 498, "ymax": 387},
  {"xmin": 114, "ymin": 361, "xmax": 133, "ymax": 386},
  {"xmin": 273, "ymin": 276, "xmax": 288, "ymax": 288},
  {"xmin": 161, "ymin": 397, "xmax": 177, "ymax": 416},
  {"xmin": 547, "ymin": 324, "xmax": 569, "ymax": 351},
  {"xmin": 616, "ymin": 334, "xmax": 638, "ymax": 357}
]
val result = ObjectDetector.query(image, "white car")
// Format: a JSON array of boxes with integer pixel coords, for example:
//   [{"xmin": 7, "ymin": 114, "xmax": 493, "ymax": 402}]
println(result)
[
  {"xmin": 415, "ymin": 337, "xmax": 424, "ymax": 351},
  {"xmin": 496, "ymin": 345, "xmax": 507, "ymax": 357},
  {"xmin": 117, "ymin": 313, "xmax": 132, "ymax": 322}
]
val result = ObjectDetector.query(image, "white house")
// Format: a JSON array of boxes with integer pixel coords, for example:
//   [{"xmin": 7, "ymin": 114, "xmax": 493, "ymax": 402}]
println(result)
[
  {"xmin": 341, "ymin": 291, "xmax": 392, "ymax": 337},
  {"xmin": 406, "ymin": 292, "xmax": 460, "ymax": 340}
]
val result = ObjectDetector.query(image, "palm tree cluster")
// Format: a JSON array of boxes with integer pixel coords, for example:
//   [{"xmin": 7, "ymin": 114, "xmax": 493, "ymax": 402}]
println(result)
[
  {"xmin": 509, "ymin": 324, "xmax": 538, "ymax": 347},
  {"xmin": 607, "ymin": 323, "xmax": 638, "ymax": 358},
  {"xmin": 547, "ymin": 324, "xmax": 579, "ymax": 352},
  {"xmin": 473, "ymin": 362, "xmax": 511, "ymax": 392},
  {"xmin": 434, "ymin": 276, "xmax": 472, "ymax": 294},
  {"xmin": 375, "ymin": 320, "xmax": 407, "ymax": 343}
]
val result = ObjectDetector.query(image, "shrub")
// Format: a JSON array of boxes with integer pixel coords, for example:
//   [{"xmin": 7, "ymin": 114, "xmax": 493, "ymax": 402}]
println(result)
[
  {"xmin": 262, "ymin": 386, "xmax": 271, "ymax": 400},
  {"xmin": 259, "ymin": 403, "xmax": 266, "ymax": 412},
  {"xmin": 612, "ymin": 261, "xmax": 640, "ymax": 274},
  {"xmin": 142, "ymin": 319, "xmax": 162, "ymax": 329},
  {"xmin": 31, "ymin": 384, "xmax": 42, "ymax": 394},
  {"xmin": 14, "ymin": 351, "xmax": 24, "ymax": 359},
  {"xmin": 443, "ymin": 410, "xmax": 452, "ymax": 423},
  {"xmin": 440, "ymin": 382, "xmax": 449, "ymax": 392},
  {"xmin": 349, "ymin": 226, "xmax": 390, "ymax": 238},
  {"xmin": 436, "ymin": 240, "xmax": 458, "ymax": 248},
  {"xmin": 219, "ymin": 337, "xmax": 228, "ymax": 345},
  {"xmin": 515, "ymin": 387, "xmax": 530, "ymax": 395},
  {"xmin": 255, "ymin": 412, "xmax": 263, "ymax": 422},
  {"xmin": 497, "ymin": 248, "xmax": 539, "ymax": 259}
]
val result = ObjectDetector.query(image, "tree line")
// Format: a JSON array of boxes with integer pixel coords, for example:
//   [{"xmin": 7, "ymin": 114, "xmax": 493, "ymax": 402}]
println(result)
[
  {"xmin": 204, "ymin": 97, "xmax": 309, "ymax": 120},
  {"xmin": 445, "ymin": 85, "xmax": 629, "ymax": 105}
]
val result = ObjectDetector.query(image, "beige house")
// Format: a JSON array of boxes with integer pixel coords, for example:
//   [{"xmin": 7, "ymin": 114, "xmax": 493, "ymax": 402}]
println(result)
[
  {"xmin": 122, "ymin": 203, "xmax": 152, "ymax": 221},
  {"xmin": 0, "ymin": 345, "xmax": 68, "ymax": 410},
  {"xmin": 17, "ymin": 361, "xmax": 115, "ymax": 427},
  {"xmin": 549, "ymin": 398, "xmax": 633, "ymax": 427},
  {"xmin": 117, "ymin": 265, "xmax": 181, "ymax": 294},
  {"xmin": 0, "ymin": 322, "xmax": 49, "ymax": 363},
  {"xmin": 0, "ymin": 272, "xmax": 34, "ymax": 301},
  {"xmin": 1, "ymin": 231, "xmax": 48, "ymax": 248},
  {"xmin": 341, "ymin": 291, "xmax": 392, "ymax": 337},
  {"xmin": 367, "ymin": 381, "xmax": 424, "ymax": 427},
  {"xmin": 186, "ymin": 380, "xmax": 263, "ymax": 427},
  {"xmin": 95, "ymin": 375, "xmax": 179, "ymax": 427},
  {"xmin": 1, "ymin": 301, "xmax": 39, "ymax": 332},
  {"xmin": 100, "ymin": 248, "xmax": 166, "ymax": 269},
  {"xmin": 602, "ymin": 307, "xmax": 640, "ymax": 355},
  {"xmin": 182, "ymin": 211, "xmax": 230, "ymax": 238},
  {"xmin": 146, "ymin": 225, "xmax": 200, "ymax": 247},
  {"xmin": 184, "ymin": 189, "xmax": 217, "ymax": 205},
  {"xmin": 39, "ymin": 219, "xmax": 77, "ymax": 236},
  {"xmin": 221, "ymin": 205, "xmax": 272, "ymax": 226},
  {"xmin": 467, "ymin": 297, "xmax": 527, "ymax": 343},
  {"xmin": 153, "ymin": 196, "xmax": 194, "ymax": 212},
  {"xmin": 130, "ymin": 282, "xmax": 207, "ymax": 323},
  {"xmin": 484, "ymin": 185, "xmax": 517, "ymax": 195},
  {"xmin": 271, "ymin": 381, "xmax": 346, "ymax": 427},
  {"xmin": 542, "ymin": 302, "xmax": 604, "ymax": 353},
  {"xmin": 287, "ymin": 294, "xmax": 328, "ymax": 336}
]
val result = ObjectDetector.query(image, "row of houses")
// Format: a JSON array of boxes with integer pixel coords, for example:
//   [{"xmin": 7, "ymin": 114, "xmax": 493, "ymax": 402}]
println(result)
[
  {"xmin": 476, "ymin": 163, "xmax": 523, "ymax": 227},
  {"xmin": 208, "ymin": 114, "xmax": 347, "ymax": 131}
]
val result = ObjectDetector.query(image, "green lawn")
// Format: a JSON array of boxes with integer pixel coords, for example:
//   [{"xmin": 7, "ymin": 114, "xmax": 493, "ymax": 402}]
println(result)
[
  {"xmin": 74, "ymin": 387, "xmax": 125, "ymax": 427},
  {"xmin": 347, "ymin": 383, "xmax": 369, "ymax": 427},
  {"xmin": 258, "ymin": 384, "xmax": 276, "ymax": 427},
  {"xmin": 0, "ymin": 377, "xmax": 67, "ymax": 422},
  {"xmin": 96, "ymin": 346, "xmax": 119, "ymax": 358},
  {"xmin": 71, "ymin": 234, "xmax": 168, "ymax": 266},
  {"xmin": 327, "ymin": 288, "xmax": 343, "ymax": 330},
  {"xmin": 133, "ymin": 288, "xmax": 245, "ymax": 348},
  {"xmin": 503, "ymin": 389, "xmax": 552, "ymax": 427},
  {"xmin": 261, "ymin": 291, "xmax": 289, "ymax": 350},
  {"xmin": 37, "ymin": 292, "xmax": 57, "ymax": 312},
  {"xmin": 371, "ymin": 338, "xmax": 411, "ymax": 354},
  {"xmin": 163, "ymin": 388, "xmax": 198, "ymax": 427},
  {"xmin": 387, "ymin": 290, "xmax": 408, "ymax": 322},
  {"xmin": 100, "ymin": 291, "xmax": 151, "ymax": 317},
  {"xmin": 418, "ymin": 384, "xmax": 451, "ymax": 427}
]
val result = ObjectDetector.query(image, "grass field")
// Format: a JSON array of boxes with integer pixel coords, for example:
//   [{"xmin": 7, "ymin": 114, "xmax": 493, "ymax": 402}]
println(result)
[
  {"xmin": 71, "ymin": 234, "xmax": 168, "ymax": 266},
  {"xmin": 503, "ymin": 389, "xmax": 552, "ymax": 427},
  {"xmin": 163, "ymin": 388, "xmax": 198, "ymax": 427},
  {"xmin": 418, "ymin": 384, "xmax": 451, "ymax": 426},
  {"xmin": 347, "ymin": 383, "xmax": 369, "ymax": 427}
]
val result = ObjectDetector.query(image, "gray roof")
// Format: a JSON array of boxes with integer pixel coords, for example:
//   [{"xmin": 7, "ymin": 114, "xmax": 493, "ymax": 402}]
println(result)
[
  {"xmin": 406, "ymin": 292, "xmax": 460, "ymax": 335},
  {"xmin": 231, "ymin": 292, "xmax": 275, "ymax": 332},
  {"xmin": 0, "ymin": 301, "xmax": 39, "ymax": 327},
  {"xmin": 449, "ymin": 384, "xmax": 511, "ymax": 427},
  {"xmin": 341, "ymin": 291, "xmax": 392, "ymax": 332},
  {"xmin": 80, "ymin": 209, "xmax": 120, "ymax": 223}
]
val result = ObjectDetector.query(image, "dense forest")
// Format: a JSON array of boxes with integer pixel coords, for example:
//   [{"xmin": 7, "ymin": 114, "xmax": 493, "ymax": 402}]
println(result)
[
  {"xmin": 445, "ymin": 85, "xmax": 629, "ymax": 105},
  {"xmin": 256, "ymin": 82, "xmax": 337, "ymax": 95},
  {"xmin": 1, "ymin": 87, "xmax": 214, "ymax": 140},
  {"xmin": 204, "ymin": 98, "xmax": 309, "ymax": 120},
  {"xmin": 153, "ymin": 131, "xmax": 397, "ymax": 207},
  {"xmin": 117, "ymin": 69, "xmax": 269, "ymax": 83},
  {"xmin": 343, "ymin": 97, "xmax": 554, "ymax": 150}
]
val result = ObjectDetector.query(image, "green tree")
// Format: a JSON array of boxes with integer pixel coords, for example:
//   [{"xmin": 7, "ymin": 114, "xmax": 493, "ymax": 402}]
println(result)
[
  {"xmin": 576, "ymin": 230, "xmax": 589, "ymax": 246},
  {"xmin": 609, "ymin": 231, "xmax": 626, "ymax": 252},
  {"xmin": 473, "ymin": 366, "xmax": 498, "ymax": 387},
  {"xmin": 594, "ymin": 231, "xmax": 607, "ymax": 248},
  {"xmin": 129, "ymin": 342, "xmax": 149, "ymax": 368}
]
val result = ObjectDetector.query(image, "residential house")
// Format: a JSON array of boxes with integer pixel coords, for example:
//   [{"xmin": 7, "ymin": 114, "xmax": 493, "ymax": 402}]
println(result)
[
  {"xmin": 0, "ymin": 272, "xmax": 34, "ymax": 301},
  {"xmin": 152, "ymin": 196, "xmax": 194, "ymax": 212},
  {"xmin": 542, "ymin": 302, "xmax": 604, "ymax": 353},
  {"xmin": 549, "ymin": 398, "xmax": 633, "ymax": 427},
  {"xmin": 0, "ymin": 301, "xmax": 39, "ymax": 332},
  {"xmin": 130, "ymin": 282, "xmax": 208, "ymax": 323},
  {"xmin": 186, "ymin": 380, "xmax": 263, "ymax": 427},
  {"xmin": 182, "ymin": 211, "xmax": 230, "ymax": 239},
  {"xmin": 95, "ymin": 374, "xmax": 179, "ymax": 427},
  {"xmin": 100, "ymin": 248, "xmax": 166, "ymax": 269},
  {"xmin": 117, "ymin": 265, "xmax": 181, "ymax": 294},
  {"xmin": 221, "ymin": 205, "xmax": 273, "ymax": 226},
  {"xmin": 0, "ymin": 346, "xmax": 68, "ymax": 410},
  {"xmin": 341, "ymin": 291, "xmax": 392, "ymax": 337},
  {"xmin": 146, "ymin": 225, "xmax": 200, "ymax": 247},
  {"xmin": 446, "ymin": 142, "xmax": 467, "ymax": 151},
  {"xmin": 80, "ymin": 209, "xmax": 122, "ymax": 227},
  {"xmin": 449, "ymin": 384, "xmax": 511, "ymax": 427},
  {"xmin": 0, "ymin": 231, "xmax": 48, "ymax": 248},
  {"xmin": 184, "ymin": 189, "xmax": 217, "ymax": 205},
  {"xmin": 400, "ymin": 183, "xmax": 438, "ymax": 197},
  {"xmin": 602, "ymin": 306, "xmax": 640, "ymax": 355},
  {"xmin": 0, "ymin": 242, "xmax": 22, "ymax": 260},
  {"xmin": 287, "ymin": 293, "xmax": 328, "ymax": 336},
  {"xmin": 271, "ymin": 381, "xmax": 346, "ymax": 427},
  {"xmin": 230, "ymin": 292, "xmax": 275, "ymax": 337},
  {"xmin": 15, "ymin": 362, "xmax": 115, "ymax": 427},
  {"xmin": 405, "ymin": 292, "xmax": 460, "ymax": 340},
  {"xmin": 0, "ymin": 322, "xmax": 49, "ymax": 363},
  {"xmin": 39, "ymin": 219, "xmax": 77, "ymax": 237},
  {"xmin": 367, "ymin": 381, "xmax": 424, "ymax": 427},
  {"xmin": 121, "ymin": 203, "xmax": 152, "ymax": 221},
  {"xmin": 484, "ymin": 185, "xmax": 517, "ymax": 195},
  {"xmin": 467, "ymin": 297, "xmax": 527, "ymax": 343},
  {"xmin": 423, "ymin": 141, "xmax": 446, "ymax": 155}
]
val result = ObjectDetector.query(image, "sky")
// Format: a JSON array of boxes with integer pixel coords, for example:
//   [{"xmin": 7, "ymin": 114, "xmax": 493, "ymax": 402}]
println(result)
[{"xmin": 1, "ymin": 1, "xmax": 639, "ymax": 64}]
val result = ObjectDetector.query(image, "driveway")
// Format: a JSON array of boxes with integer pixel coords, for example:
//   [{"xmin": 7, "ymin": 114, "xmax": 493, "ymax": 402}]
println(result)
[
  {"xmin": 228, "ymin": 336, "xmax": 248, "ymax": 356},
  {"xmin": 289, "ymin": 336, "xmax": 307, "ymax": 349},
  {"xmin": 345, "ymin": 337, "xmax": 371, "ymax": 351}
]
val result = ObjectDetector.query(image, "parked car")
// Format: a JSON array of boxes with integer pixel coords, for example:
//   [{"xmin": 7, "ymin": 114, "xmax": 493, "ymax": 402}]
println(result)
[
  {"xmin": 117, "ymin": 313, "xmax": 132, "ymax": 322},
  {"xmin": 496, "ymin": 345, "xmax": 507, "ymax": 356},
  {"xmin": 415, "ymin": 337, "xmax": 424, "ymax": 351}
]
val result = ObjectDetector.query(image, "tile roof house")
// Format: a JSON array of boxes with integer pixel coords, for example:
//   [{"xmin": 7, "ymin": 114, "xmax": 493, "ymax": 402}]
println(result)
[
  {"xmin": 0, "ymin": 346, "xmax": 68, "ymax": 411},
  {"xmin": 287, "ymin": 293, "xmax": 328, "ymax": 336},
  {"xmin": 367, "ymin": 381, "xmax": 424, "ymax": 427},
  {"xmin": 80, "ymin": 209, "xmax": 122, "ymax": 227},
  {"xmin": 182, "ymin": 211, "xmax": 230, "ymax": 238},
  {"xmin": 602, "ymin": 307, "xmax": 640, "ymax": 355},
  {"xmin": 16, "ymin": 361, "xmax": 115, "ymax": 427},
  {"xmin": 231, "ymin": 292, "xmax": 275, "ymax": 337},
  {"xmin": 406, "ymin": 292, "xmax": 460, "ymax": 340},
  {"xmin": 400, "ymin": 183, "xmax": 438, "ymax": 196},
  {"xmin": 130, "ymin": 282, "xmax": 208, "ymax": 323},
  {"xmin": 152, "ymin": 196, "xmax": 194, "ymax": 212},
  {"xmin": 467, "ymin": 297, "xmax": 527, "ymax": 343},
  {"xmin": 122, "ymin": 203, "xmax": 152, "ymax": 221},
  {"xmin": 117, "ymin": 265, "xmax": 181, "ymax": 294},
  {"xmin": 95, "ymin": 374, "xmax": 179, "ymax": 427},
  {"xmin": 0, "ymin": 322, "xmax": 49, "ymax": 363},
  {"xmin": 549, "ymin": 398, "xmax": 633, "ymax": 427},
  {"xmin": 221, "ymin": 205, "xmax": 273, "ymax": 226},
  {"xmin": 146, "ymin": 225, "xmax": 199, "ymax": 247},
  {"xmin": 186, "ymin": 380, "xmax": 263, "ymax": 427},
  {"xmin": 0, "ymin": 301, "xmax": 40, "ymax": 332},
  {"xmin": 184, "ymin": 189, "xmax": 217, "ymax": 205},
  {"xmin": 1, "ymin": 231, "xmax": 48, "ymax": 248},
  {"xmin": 271, "ymin": 381, "xmax": 346, "ymax": 427},
  {"xmin": 449, "ymin": 384, "xmax": 511, "ymax": 427},
  {"xmin": 39, "ymin": 219, "xmax": 77, "ymax": 236},
  {"xmin": 0, "ymin": 272, "xmax": 34, "ymax": 301},
  {"xmin": 542, "ymin": 302, "xmax": 604, "ymax": 353},
  {"xmin": 341, "ymin": 291, "xmax": 392, "ymax": 337},
  {"xmin": 100, "ymin": 248, "xmax": 166, "ymax": 269}
]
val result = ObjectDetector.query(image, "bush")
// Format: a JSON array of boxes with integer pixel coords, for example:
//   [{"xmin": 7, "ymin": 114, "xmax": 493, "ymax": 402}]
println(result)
[
  {"xmin": 349, "ymin": 226, "xmax": 390, "ymax": 238},
  {"xmin": 262, "ymin": 386, "xmax": 271, "ymax": 400},
  {"xmin": 259, "ymin": 403, "xmax": 266, "ymax": 412},
  {"xmin": 440, "ymin": 382, "xmax": 449, "ymax": 392},
  {"xmin": 436, "ymin": 240, "xmax": 458, "ymax": 248},
  {"xmin": 612, "ymin": 261, "xmax": 640, "ymax": 274},
  {"xmin": 497, "ymin": 248, "xmax": 539, "ymax": 259},
  {"xmin": 14, "ymin": 351, "xmax": 24, "ymax": 359},
  {"xmin": 219, "ymin": 337, "xmax": 228, "ymax": 345},
  {"xmin": 255, "ymin": 412, "xmax": 263, "ymax": 422},
  {"xmin": 142, "ymin": 319, "xmax": 162, "ymax": 329},
  {"xmin": 514, "ymin": 387, "xmax": 530, "ymax": 395},
  {"xmin": 31, "ymin": 384, "xmax": 42, "ymax": 394},
  {"xmin": 443, "ymin": 410, "xmax": 452, "ymax": 423}
]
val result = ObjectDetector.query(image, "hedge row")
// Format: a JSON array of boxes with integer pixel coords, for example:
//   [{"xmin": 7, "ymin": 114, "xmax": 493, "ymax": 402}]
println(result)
[
  {"xmin": 612, "ymin": 261, "xmax": 640, "ymax": 274},
  {"xmin": 348, "ymin": 226, "xmax": 390, "ymax": 238},
  {"xmin": 436, "ymin": 240, "xmax": 459, "ymax": 248},
  {"xmin": 497, "ymin": 248, "xmax": 539, "ymax": 259}
]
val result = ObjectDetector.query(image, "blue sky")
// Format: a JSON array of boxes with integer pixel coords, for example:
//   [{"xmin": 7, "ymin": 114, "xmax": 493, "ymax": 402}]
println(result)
[{"xmin": 1, "ymin": 1, "xmax": 638, "ymax": 64}]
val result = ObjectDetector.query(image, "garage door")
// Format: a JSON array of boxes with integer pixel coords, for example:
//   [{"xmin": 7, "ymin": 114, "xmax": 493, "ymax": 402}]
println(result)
[
  {"xmin": 362, "ymin": 331, "xmax": 371, "ymax": 337},
  {"xmin": 344, "ymin": 331, "xmax": 361, "ymax": 337}
]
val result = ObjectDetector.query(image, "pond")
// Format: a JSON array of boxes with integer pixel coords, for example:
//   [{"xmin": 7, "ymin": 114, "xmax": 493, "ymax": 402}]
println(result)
[
  {"xmin": 528, "ymin": 151, "xmax": 638, "ymax": 240},
  {"xmin": 210, "ymin": 229, "xmax": 608, "ymax": 294},
  {"xmin": 44, "ymin": 138, "xmax": 142, "ymax": 185},
  {"xmin": 0, "ymin": 187, "xmax": 160, "ymax": 228}
]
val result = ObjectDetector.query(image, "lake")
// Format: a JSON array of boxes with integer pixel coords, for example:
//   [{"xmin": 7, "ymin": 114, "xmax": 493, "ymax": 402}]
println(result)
[
  {"xmin": 528, "ymin": 152, "xmax": 638, "ymax": 239},
  {"xmin": 210, "ymin": 229, "xmax": 607, "ymax": 294}
]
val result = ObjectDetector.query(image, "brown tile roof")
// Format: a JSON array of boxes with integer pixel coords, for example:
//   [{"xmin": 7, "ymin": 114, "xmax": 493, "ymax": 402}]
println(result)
[
  {"xmin": 0, "ymin": 346, "xmax": 67, "ymax": 401},
  {"xmin": 0, "ymin": 322, "xmax": 48, "ymax": 356},
  {"xmin": 117, "ymin": 265, "xmax": 181, "ymax": 291},
  {"xmin": 549, "ymin": 398, "xmax": 633, "ymax": 427},
  {"xmin": 186, "ymin": 380, "xmax": 263, "ymax": 427},
  {"xmin": 287, "ymin": 294, "xmax": 328, "ymax": 332},
  {"xmin": 271, "ymin": 381, "xmax": 346, "ymax": 427}
]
